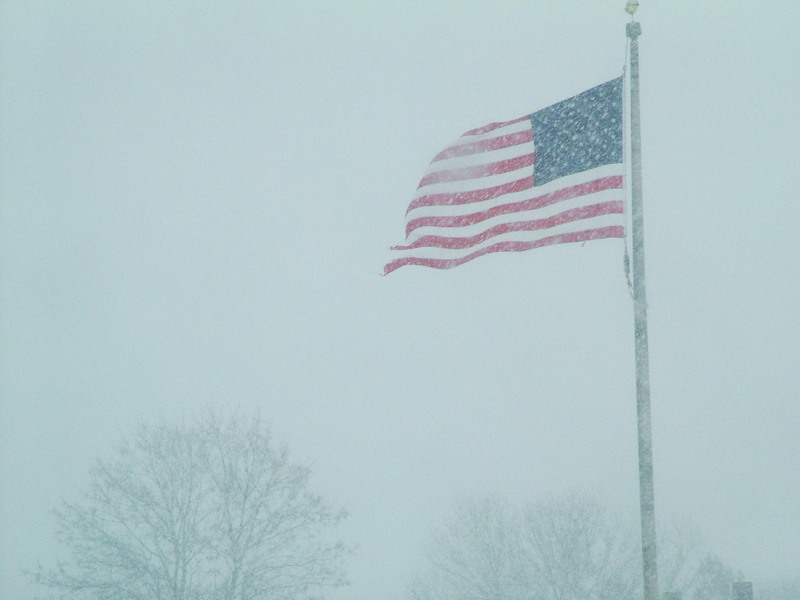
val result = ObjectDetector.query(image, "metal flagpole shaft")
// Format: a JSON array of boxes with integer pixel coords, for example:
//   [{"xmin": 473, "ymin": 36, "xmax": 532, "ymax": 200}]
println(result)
[{"xmin": 626, "ymin": 17, "xmax": 659, "ymax": 600}]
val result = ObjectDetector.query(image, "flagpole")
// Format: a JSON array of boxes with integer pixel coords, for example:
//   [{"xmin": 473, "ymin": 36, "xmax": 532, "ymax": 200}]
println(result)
[{"xmin": 625, "ymin": 6, "xmax": 659, "ymax": 600}]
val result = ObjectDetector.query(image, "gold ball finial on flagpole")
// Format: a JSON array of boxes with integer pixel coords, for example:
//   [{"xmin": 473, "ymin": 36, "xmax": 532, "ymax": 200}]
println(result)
[{"xmin": 625, "ymin": 0, "xmax": 639, "ymax": 15}]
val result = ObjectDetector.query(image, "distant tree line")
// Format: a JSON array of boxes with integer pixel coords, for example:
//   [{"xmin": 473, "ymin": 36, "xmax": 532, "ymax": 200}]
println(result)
[
  {"xmin": 407, "ymin": 492, "xmax": 746, "ymax": 600},
  {"xmin": 31, "ymin": 414, "xmax": 797, "ymax": 600}
]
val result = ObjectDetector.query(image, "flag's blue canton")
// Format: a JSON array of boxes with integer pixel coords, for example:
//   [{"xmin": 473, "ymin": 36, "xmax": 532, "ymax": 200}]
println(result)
[{"xmin": 530, "ymin": 77, "xmax": 623, "ymax": 186}]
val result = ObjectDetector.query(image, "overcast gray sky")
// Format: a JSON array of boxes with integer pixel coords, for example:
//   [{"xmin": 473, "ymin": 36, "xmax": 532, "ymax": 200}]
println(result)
[{"xmin": 2, "ymin": 2, "xmax": 799, "ymax": 599}]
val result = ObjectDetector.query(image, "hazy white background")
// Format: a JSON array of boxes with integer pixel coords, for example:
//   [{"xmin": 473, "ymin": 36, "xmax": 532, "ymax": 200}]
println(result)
[{"xmin": 2, "ymin": 1, "xmax": 798, "ymax": 598}]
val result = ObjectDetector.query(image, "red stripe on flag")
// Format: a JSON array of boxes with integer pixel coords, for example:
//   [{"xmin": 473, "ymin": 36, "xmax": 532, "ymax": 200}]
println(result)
[
  {"xmin": 432, "ymin": 129, "xmax": 533, "ymax": 162},
  {"xmin": 418, "ymin": 153, "xmax": 534, "ymax": 188},
  {"xmin": 407, "ymin": 176, "xmax": 534, "ymax": 214},
  {"xmin": 462, "ymin": 114, "xmax": 531, "ymax": 136},
  {"xmin": 384, "ymin": 226, "xmax": 624, "ymax": 274},
  {"xmin": 394, "ymin": 202, "xmax": 623, "ymax": 251},
  {"xmin": 406, "ymin": 175, "xmax": 622, "ymax": 237}
]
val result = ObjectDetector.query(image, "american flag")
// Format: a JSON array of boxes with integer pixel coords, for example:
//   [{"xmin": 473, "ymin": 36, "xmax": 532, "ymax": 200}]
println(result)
[{"xmin": 385, "ymin": 77, "xmax": 625, "ymax": 274}]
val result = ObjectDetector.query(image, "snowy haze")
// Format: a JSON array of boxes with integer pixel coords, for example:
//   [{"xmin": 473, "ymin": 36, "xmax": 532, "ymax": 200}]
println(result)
[{"xmin": 1, "ymin": 1, "xmax": 798, "ymax": 598}]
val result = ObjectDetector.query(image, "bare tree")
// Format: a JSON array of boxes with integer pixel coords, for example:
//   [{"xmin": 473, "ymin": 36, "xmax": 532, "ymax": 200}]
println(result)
[
  {"xmin": 522, "ymin": 493, "xmax": 639, "ymax": 600},
  {"xmin": 409, "ymin": 493, "xmax": 740, "ymax": 600},
  {"xmin": 409, "ymin": 497, "xmax": 527, "ymax": 600},
  {"xmin": 32, "ymin": 414, "xmax": 348, "ymax": 600},
  {"xmin": 684, "ymin": 554, "xmax": 742, "ymax": 600},
  {"xmin": 656, "ymin": 518, "xmax": 707, "ymax": 595}
]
